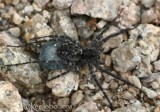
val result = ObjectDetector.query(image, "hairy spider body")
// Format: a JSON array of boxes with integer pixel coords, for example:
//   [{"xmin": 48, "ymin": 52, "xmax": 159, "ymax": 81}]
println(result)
[{"xmin": 40, "ymin": 36, "xmax": 100, "ymax": 71}]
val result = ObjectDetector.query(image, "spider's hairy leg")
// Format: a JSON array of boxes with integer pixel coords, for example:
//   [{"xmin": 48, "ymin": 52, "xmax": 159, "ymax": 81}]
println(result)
[
  {"xmin": 99, "ymin": 24, "xmax": 138, "ymax": 46},
  {"xmin": 88, "ymin": 64, "xmax": 113, "ymax": 110},
  {"xmin": 6, "ymin": 39, "xmax": 48, "ymax": 47},
  {"xmin": 30, "ymin": 35, "xmax": 55, "ymax": 41},
  {"xmin": 2, "ymin": 59, "xmax": 62, "ymax": 68},
  {"xmin": 95, "ymin": 64, "xmax": 144, "ymax": 93},
  {"xmin": 6, "ymin": 35, "xmax": 56, "ymax": 48},
  {"xmin": 47, "ymin": 71, "xmax": 70, "ymax": 82},
  {"xmin": 91, "ymin": 7, "xmax": 125, "ymax": 47},
  {"xmin": 3, "ymin": 60, "xmax": 39, "ymax": 67},
  {"xmin": 91, "ymin": 24, "xmax": 110, "ymax": 47}
]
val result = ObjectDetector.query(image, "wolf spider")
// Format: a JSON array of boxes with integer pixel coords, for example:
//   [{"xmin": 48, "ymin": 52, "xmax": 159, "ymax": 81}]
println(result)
[{"xmin": 4, "ymin": 23, "xmax": 144, "ymax": 110}]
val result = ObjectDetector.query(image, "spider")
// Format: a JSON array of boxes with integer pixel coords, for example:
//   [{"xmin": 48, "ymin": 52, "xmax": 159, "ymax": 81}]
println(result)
[{"xmin": 4, "ymin": 24, "xmax": 143, "ymax": 110}]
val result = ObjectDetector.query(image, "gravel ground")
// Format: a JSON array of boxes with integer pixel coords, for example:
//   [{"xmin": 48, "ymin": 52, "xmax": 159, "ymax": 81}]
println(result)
[{"xmin": 0, "ymin": 0, "xmax": 160, "ymax": 112}]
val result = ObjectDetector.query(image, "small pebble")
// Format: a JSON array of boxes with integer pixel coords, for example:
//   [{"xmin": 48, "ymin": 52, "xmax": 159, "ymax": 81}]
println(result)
[
  {"xmin": 0, "ymin": 81, "xmax": 23, "ymax": 112},
  {"xmin": 142, "ymin": 86, "xmax": 158, "ymax": 99},
  {"xmin": 110, "ymin": 81, "xmax": 119, "ymax": 90},
  {"xmin": 128, "ymin": 76, "xmax": 142, "ymax": 89},
  {"xmin": 46, "ymin": 71, "xmax": 79, "ymax": 97},
  {"xmin": 13, "ymin": 13, "xmax": 23, "ymax": 25},
  {"xmin": 8, "ymin": 27, "xmax": 20, "ymax": 37},
  {"xmin": 153, "ymin": 60, "xmax": 160, "ymax": 71},
  {"xmin": 52, "ymin": 0, "xmax": 74, "ymax": 9},
  {"xmin": 154, "ymin": 105, "xmax": 160, "ymax": 112},
  {"xmin": 142, "ymin": 0, "xmax": 155, "ymax": 8},
  {"xmin": 74, "ymin": 101, "xmax": 99, "ymax": 112},
  {"xmin": 92, "ymin": 91, "xmax": 103, "ymax": 100},
  {"xmin": 113, "ymin": 105, "xmax": 146, "ymax": 112},
  {"xmin": 151, "ymin": 82, "xmax": 159, "ymax": 89},
  {"xmin": 57, "ymin": 98, "xmax": 70, "ymax": 106},
  {"xmin": 97, "ymin": 20, "xmax": 107, "ymax": 29},
  {"xmin": 23, "ymin": 5, "xmax": 34, "ymax": 15},
  {"xmin": 71, "ymin": 90, "xmax": 84, "ymax": 105}
]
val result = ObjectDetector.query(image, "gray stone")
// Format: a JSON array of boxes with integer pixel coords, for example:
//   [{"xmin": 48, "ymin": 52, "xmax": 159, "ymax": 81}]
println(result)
[
  {"xmin": 142, "ymin": 86, "xmax": 158, "ymax": 99},
  {"xmin": 0, "ymin": 31, "xmax": 46, "ymax": 96},
  {"xmin": 155, "ymin": 1, "xmax": 160, "ymax": 25},
  {"xmin": 92, "ymin": 91, "xmax": 103, "ymax": 101},
  {"xmin": 128, "ymin": 76, "xmax": 142, "ymax": 89},
  {"xmin": 71, "ymin": 0, "xmax": 123, "ymax": 21},
  {"xmin": 13, "ymin": 13, "xmax": 23, "ymax": 25},
  {"xmin": 0, "ymin": 81, "xmax": 23, "ymax": 112},
  {"xmin": 122, "ymin": 91, "xmax": 135, "ymax": 100},
  {"xmin": 97, "ymin": 20, "xmax": 107, "ymax": 29},
  {"xmin": 111, "ymin": 39, "xmax": 141, "ymax": 73},
  {"xmin": 52, "ymin": 0, "xmax": 75, "ymax": 9},
  {"xmin": 57, "ymin": 98, "xmax": 70, "ymax": 106},
  {"xmin": 133, "ymin": 56, "xmax": 152, "ymax": 78},
  {"xmin": 153, "ymin": 60, "xmax": 160, "ymax": 71},
  {"xmin": 141, "ymin": 0, "xmax": 155, "ymax": 8},
  {"xmin": 130, "ymin": 24, "xmax": 160, "ymax": 77},
  {"xmin": 105, "ymin": 55, "xmax": 112, "ymax": 67},
  {"xmin": 151, "ymin": 81, "xmax": 159, "ymax": 89},
  {"xmin": 12, "ymin": 0, "xmax": 20, "ymax": 5},
  {"xmin": 113, "ymin": 105, "xmax": 146, "ymax": 112},
  {"xmin": 23, "ymin": 13, "xmax": 52, "ymax": 43},
  {"xmin": 117, "ymin": 1, "xmax": 140, "ymax": 28},
  {"xmin": 51, "ymin": 10, "xmax": 78, "ymax": 40},
  {"xmin": 23, "ymin": 5, "xmax": 34, "ymax": 15},
  {"xmin": 46, "ymin": 70, "xmax": 79, "ymax": 97},
  {"xmin": 141, "ymin": 8, "xmax": 157, "ymax": 23},
  {"xmin": 102, "ymin": 26, "xmax": 123, "ymax": 52},
  {"xmin": 71, "ymin": 90, "xmax": 84, "ymax": 105},
  {"xmin": 74, "ymin": 101, "xmax": 99, "ymax": 112},
  {"xmin": 34, "ymin": 0, "xmax": 49, "ymax": 8},
  {"xmin": 73, "ymin": 17, "xmax": 94, "ymax": 39},
  {"xmin": 8, "ymin": 27, "xmax": 20, "ymax": 37}
]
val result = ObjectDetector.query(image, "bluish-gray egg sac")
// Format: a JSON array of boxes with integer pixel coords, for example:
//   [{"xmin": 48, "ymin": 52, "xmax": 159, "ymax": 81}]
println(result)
[{"xmin": 39, "ymin": 40, "xmax": 65, "ymax": 70}]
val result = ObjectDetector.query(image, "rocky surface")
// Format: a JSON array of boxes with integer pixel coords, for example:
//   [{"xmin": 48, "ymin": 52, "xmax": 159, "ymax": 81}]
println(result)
[
  {"xmin": 46, "ymin": 70, "xmax": 79, "ymax": 97},
  {"xmin": 71, "ymin": 0, "xmax": 123, "ymax": 21},
  {"xmin": 0, "ymin": 31, "xmax": 47, "ymax": 96},
  {"xmin": 0, "ymin": 0, "xmax": 160, "ymax": 112},
  {"xmin": 111, "ymin": 39, "xmax": 141, "ymax": 73},
  {"xmin": 112, "ymin": 105, "xmax": 147, "ymax": 112},
  {"xmin": 0, "ymin": 81, "xmax": 23, "ymax": 112}
]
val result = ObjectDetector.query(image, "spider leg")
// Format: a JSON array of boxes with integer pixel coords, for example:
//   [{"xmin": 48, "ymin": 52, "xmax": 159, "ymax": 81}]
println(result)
[
  {"xmin": 95, "ymin": 64, "xmax": 144, "ymax": 93},
  {"xmin": 6, "ymin": 39, "xmax": 48, "ymax": 47},
  {"xmin": 6, "ymin": 35, "xmax": 57, "ymax": 48},
  {"xmin": 2, "ymin": 61, "xmax": 39, "ymax": 67},
  {"xmin": 91, "ymin": 24, "xmax": 110, "ymax": 47},
  {"xmin": 2, "ymin": 59, "xmax": 62, "ymax": 67},
  {"xmin": 30, "ymin": 35, "xmax": 55, "ymax": 41},
  {"xmin": 88, "ymin": 64, "xmax": 113, "ymax": 110},
  {"xmin": 98, "ymin": 25, "xmax": 138, "ymax": 46},
  {"xmin": 91, "ymin": 7, "xmax": 125, "ymax": 47},
  {"xmin": 97, "ymin": 3, "xmax": 143, "ymax": 46},
  {"xmin": 47, "ymin": 70, "xmax": 70, "ymax": 81}
]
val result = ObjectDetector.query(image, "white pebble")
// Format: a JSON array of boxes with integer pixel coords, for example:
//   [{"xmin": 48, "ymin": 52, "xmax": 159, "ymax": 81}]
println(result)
[
  {"xmin": 9, "ymin": 27, "xmax": 20, "ymax": 37},
  {"xmin": 142, "ymin": 86, "xmax": 157, "ymax": 99},
  {"xmin": 128, "ymin": 76, "xmax": 142, "ymax": 89},
  {"xmin": 13, "ymin": 13, "xmax": 23, "ymax": 25}
]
